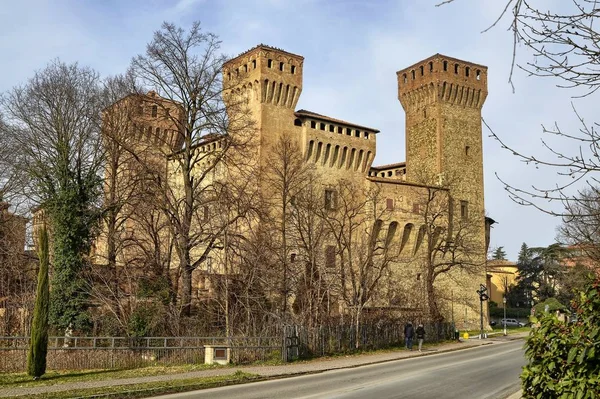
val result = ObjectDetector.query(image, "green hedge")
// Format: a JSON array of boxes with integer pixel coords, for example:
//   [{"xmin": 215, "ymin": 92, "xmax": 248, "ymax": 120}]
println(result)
[{"xmin": 489, "ymin": 307, "xmax": 532, "ymax": 319}]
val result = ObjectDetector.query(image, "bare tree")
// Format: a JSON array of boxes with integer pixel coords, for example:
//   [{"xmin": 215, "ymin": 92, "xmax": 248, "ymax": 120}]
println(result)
[
  {"xmin": 407, "ymin": 177, "xmax": 486, "ymax": 322},
  {"xmin": 129, "ymin": 22, "xmax": 256, "ymax": 317},
  {"xmin": 323, "ymin": 181, "xmax": 400, "ymax": 348},
  {"xmin": 1, "ymin": 60, "xmax": 104, "ymax": 332},
  {"xmin": 439, "ymin": 1, "xmax": 600, "ymax": 221},
  {"xmin": 263, "ymin": 135, "xmax": 313, "ymax": 318}
]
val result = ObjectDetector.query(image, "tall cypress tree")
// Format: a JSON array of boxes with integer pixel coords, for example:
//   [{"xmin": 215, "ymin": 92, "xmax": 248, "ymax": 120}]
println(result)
[{"xmin": 27, "ymin": 224, "xmax": 50, "ymax": 379}]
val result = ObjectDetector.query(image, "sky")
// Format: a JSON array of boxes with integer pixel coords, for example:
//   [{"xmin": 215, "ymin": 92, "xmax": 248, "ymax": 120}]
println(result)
[{"xmin": 0, "ymin": 0, "xmax": 592, "ymax": 260}]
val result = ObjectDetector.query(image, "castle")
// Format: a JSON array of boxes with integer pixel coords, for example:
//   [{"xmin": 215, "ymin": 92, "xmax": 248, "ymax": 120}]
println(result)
[{"xmin": 99, "ymin": 44, "xmax": 491, "ymax": 328}]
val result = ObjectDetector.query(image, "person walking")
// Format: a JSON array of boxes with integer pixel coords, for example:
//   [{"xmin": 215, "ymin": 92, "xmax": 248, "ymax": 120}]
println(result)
[
  {"xmin": 404, "ymin": 322, "xmax": 414, "ymax": 350},
  {"xmin": 416, "ymin": 323, "xmax": 425, "ymax": 352}
]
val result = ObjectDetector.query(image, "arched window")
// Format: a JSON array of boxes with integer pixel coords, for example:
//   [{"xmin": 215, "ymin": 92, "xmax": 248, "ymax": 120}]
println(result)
[
  {"xmin": 294, "ymin": 118, "xmax": 302, "ymax": 126},
  {"xmin": 443, "ymin": 61, "xmax": 448, "ymax": 71}
]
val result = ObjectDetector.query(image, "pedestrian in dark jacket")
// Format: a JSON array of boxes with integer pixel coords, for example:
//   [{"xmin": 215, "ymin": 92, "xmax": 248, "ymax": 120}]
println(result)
[
  {"xmin": 416, "ymin": 324, "xmax": 425, "ymax": 352},
  {"xmin": 404, "ymin": 322, "xmax": 414, "ymax": 350}
]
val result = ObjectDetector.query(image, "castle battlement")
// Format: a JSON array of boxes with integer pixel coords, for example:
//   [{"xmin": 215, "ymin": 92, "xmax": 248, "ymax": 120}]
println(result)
[
  {"xmin": 397, "ymin": 54, "xmax": 488, "ymax": 113},
  {"xmin": 223, "ymin": 44, "xmax": 304, "ymax": 109}
]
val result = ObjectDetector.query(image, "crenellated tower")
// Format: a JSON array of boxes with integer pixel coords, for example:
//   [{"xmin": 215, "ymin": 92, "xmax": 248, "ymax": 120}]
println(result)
[
  {"xmin": 223, "ymin": 45, "xmax": 305, "ymax": 167},
  {"xmin": 397, "ymin": 54, "xmax": 487, "ymax": 188},
  {"xmin": 397, "ymin": 54, "xmax": 489, "ymax": 321}
]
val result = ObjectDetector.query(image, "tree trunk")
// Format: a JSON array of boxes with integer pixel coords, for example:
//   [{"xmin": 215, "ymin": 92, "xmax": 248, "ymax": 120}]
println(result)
[{"xmin": 27, "ymin": 225, "xmax": 50, "ymax": 378}]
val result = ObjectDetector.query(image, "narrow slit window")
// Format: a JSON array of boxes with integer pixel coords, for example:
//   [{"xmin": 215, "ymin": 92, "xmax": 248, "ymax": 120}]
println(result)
[
  {"xmin": 460, "ymin": 200, "xmax": 469, "ymax": 220},
  {"xmin": 420, "ymin": 65, "xmax": 424, "ymax": 76},
  {"xmin": 267, "ymin": 59, "xmax": 273, "ymax": 68},
  {"xmin": 411, "ymin": 70, "xmax": 415, "ymax": 80},
  {"xmin": 454, "ymin": 63, "xmax": 459, "ymax": 74},
  {"xmin": 279, "ymin": 62, "xmax": 284, "ymax": 71},
  {"xmin": 465, "ymin": 67, "xmax": 470, "ymax": 77},
  {"xmin": 252, "ymin": 59, "xmax": 256, "ymax": 69},
  {"xmin": 443, "ymin": 61, "xmax": 448, "ymax": 71},
  {"xmin": 291, "ymin": 65, "xmax": 296, "ymax": 74},
  {"xmin": 429, "ymin": 61, "xmax": 433, "ymax": 72},
  {"xmin": 476, "ymin": 70, "xmax": 481, "ymax": 80},
  {"xmin": 403, "ymin": 73, "xmax": 407, "ymax": 83},
  {"xmin": 465, "ymin": 145, "xmax": 470, "ymax": 156}
]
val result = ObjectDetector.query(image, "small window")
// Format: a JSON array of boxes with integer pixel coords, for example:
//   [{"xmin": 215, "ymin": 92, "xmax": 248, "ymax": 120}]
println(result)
[
  {"xmin": 310, "ymin": 121, "xmax": 316, "ymax": 129},
  {"xmin": 429, "ymin": 61, "xmax": 433, "ymax": 72},
  {"xmin": 416, "ymin": 273, "xmax": 421, "ymax": 281},
  {"xmin": 319, "ymin": 123, "xmax": 325, "ymax": 131},
  {"xmin": 252, "ymin": 59, "xmax": 256, "ymax": 69},
  {"xmin": 411, "ymin": 70, "xmax": 415, "ymax": 80},
  {"xmin": 387, "ymin": 171, "xmax": 392, "ymax": 177},
  {"xmin": 227, "ymin": 72, "xmax": 231, "ymax": 80},
  {"xmin": 151, "ymin": 105, "xmax": 157, "ymax": 117},
  {"xmin": 324, "ymin": 189, "xmax": 337, "ymax": 210},
  {"xmin": 329, "ymin": 125, "xmax": 334, "ymax": 132},
  {"xmin": 443, "ymin": 61, "xmax": 448, "ymax": 71},
  {"xmin": 325, "ymin": 245, "xmax": 336, "ymax": 268},
  {"xmin": 454, "ymin": 63, "xmax": 459, "ymax": 74},
  {"xmin": 465, "ymin": 67, "xmax": 470, "ymax": 77},
  {"xmin": 279, "ymin": 62, "xmax": 284, "ymax": 71},
  {"xmin": 291, "ymin": 65, "xmax": 296, "ymax": 74},
  {"xmin": 267, "ymin": 59, "xmax": 273, "ymax": 68},
  {"xmin": 346, "ymin": 128, "xmax": 351, "ymax": 136},
  {"xmin": 386, "ymin": 198, "xmax": 394, "ymax": 210},
  {"xmin": 236, "ymin": 68, "xmax": 239, "ymax": 76},
  {"xmin": 419, "ymin": 65, "xmax": 424, "ymax": 76},
  {"xmin": 364, "ymin": 132, "xmax": 369, "ymax": 139},
  {"xmin": 294, "ymin": 118, "xmax": 302, "ymax": 127},
  {"xmin": 403, "ymin": 73, "xmax": 407, "ymax": 83},
  {"xmin": 290, "ymin": 253, "xmax": 296, "ymax": 263},
  {"xmin": 465, "ymin": 145, "xmax": 470, "ymax": 156},
  {"xmin": 476, "ymin": 70, "xmax": 481, "ymax": 80},
  {"xmin": 337, "ymin": 126, "xmax": 343, "ymax": 134},
  {"xmin": 355, "ymin": 130, "xmax": 360, "ymax": 137},
  {"xmin": 460, "ymin": 201, "xmax": 468, "ymax": 220}
]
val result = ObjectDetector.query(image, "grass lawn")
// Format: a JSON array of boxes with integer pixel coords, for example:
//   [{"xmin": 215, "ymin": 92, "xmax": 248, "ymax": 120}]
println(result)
[
  {"xmin": 0, "ymin": 371, "xmax": 259, "ymax": 399},
  {"xmin": 0, "ymin": 363, "xmax": 233, "ymax": 389}
]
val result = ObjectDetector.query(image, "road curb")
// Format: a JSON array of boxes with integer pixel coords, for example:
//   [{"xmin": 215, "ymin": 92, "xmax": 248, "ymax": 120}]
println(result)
[{"xmin": 0, "ymin": 337, "xmax": 527, "ymax": 398}]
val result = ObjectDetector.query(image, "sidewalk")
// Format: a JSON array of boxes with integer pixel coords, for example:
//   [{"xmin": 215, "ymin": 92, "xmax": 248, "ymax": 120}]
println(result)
[{"xmin": 0, "ymin": 333, "xmax": 528, "ymax": 398}]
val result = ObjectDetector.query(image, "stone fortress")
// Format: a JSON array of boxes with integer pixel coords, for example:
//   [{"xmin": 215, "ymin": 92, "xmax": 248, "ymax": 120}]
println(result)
[
  {"xmin": 220, "ymin": 45, "xmax": 489, "ymax": 326},
  {"xmin": 98, "ymin": 44, "xmax": 491, "ymax": 328}
]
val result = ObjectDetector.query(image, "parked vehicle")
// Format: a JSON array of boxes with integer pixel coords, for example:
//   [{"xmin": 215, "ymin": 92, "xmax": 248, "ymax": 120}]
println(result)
[{"xmin": 499, "ymin": 318, "xmax": 525, "ymax": 327}]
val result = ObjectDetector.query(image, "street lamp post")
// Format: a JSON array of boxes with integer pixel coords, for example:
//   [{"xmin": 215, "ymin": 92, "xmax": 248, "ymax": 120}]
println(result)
[{"xmin": 503, "ymin": 296, "xmax": 507, "ymax": 336}]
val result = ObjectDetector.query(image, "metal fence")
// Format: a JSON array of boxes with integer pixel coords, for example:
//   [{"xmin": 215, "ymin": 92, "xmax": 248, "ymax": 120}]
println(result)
[
  {"xmin": 0, "ymin": 336, "xmax": 281, "ymax": 372},
  {"xmin": 283, "ymin": 322, "xmax": 454, "ymax": 361},
  {"xmin": 1, "ymin": 322, "xmax": 454, "ymax": 372}
]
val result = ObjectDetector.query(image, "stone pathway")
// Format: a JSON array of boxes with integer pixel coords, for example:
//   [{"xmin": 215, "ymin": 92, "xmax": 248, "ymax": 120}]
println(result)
[{"xmin": 0, "ymin": 333, "xmax": 528, "ymax": 398}]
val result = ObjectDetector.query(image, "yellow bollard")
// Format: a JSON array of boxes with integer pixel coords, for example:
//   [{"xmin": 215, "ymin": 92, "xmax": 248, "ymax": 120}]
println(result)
[{"xmin": 463, "ymin": 332, "xmax": 469, "ymax": 340}]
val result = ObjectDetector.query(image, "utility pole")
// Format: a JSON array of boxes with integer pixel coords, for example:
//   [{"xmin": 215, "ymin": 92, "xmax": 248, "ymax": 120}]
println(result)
[{"xmin": 476, "ymin": 284, "xmax": 489, "ymax": 339}]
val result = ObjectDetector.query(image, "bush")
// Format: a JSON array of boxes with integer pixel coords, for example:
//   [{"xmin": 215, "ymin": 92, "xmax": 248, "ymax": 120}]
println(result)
[{"xmin": 521, "ymin": 280, "xmax": 600, "ymax": 397}]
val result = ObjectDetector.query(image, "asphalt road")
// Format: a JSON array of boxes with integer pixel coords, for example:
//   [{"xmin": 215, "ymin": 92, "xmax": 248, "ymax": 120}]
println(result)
[{"xmin": 154, "ymin": 339, "xmax": 526, "ymax": 399}]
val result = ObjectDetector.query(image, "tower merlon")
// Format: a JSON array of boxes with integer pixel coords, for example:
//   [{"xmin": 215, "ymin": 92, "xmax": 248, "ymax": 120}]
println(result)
[
  {"xmin": 396, "ymin": 54, "xmax": 488, "ymax": 112},
  {"xmin": 223, "ymin": 44, "xmax": 304, "ymax": 109}
]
